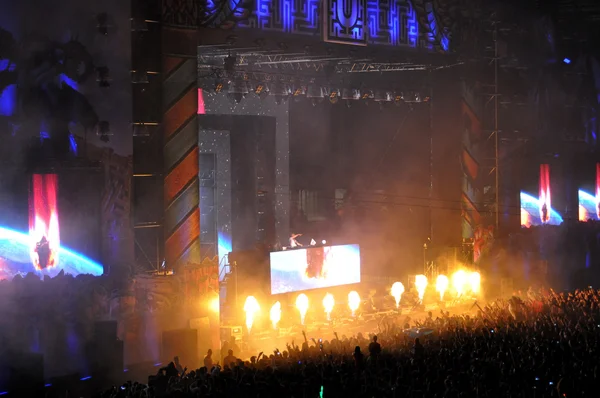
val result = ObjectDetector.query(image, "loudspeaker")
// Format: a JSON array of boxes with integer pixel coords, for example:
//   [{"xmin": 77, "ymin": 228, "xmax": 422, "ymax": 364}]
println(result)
[
  {"xmin": 2, "ymin": 352, "xmax": 44, "ymax": 393},
  {"xmin": 94, "ymin": 320, "xmax": 118, "ymax": 342},
  {"xmin": 162, "ymin": 329, "xmax": 197, "ymax": 368},
  {"xmin": 86, "ymin": 340, "xmax": 124, "ymax": 377}
]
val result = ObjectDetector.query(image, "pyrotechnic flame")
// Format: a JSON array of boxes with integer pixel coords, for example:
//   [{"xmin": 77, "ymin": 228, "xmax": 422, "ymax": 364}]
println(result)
[
  {"xmin": 452, "ymin": 270, "xmax": 467, "ymax": 297},
  {"xmin": 391, "ymin": 282, "xmax": 405, "ymax": 308},
  {"xmin": 348, "ymin": 291, "xmax": 360, "ymax": 316},
  {"xmin": 296, "ymin": 293, "xmax": 309, "ymax": 325},
  {"xmin": 469, "ymin": 272, "xmax": 481, "ymax": 295},
  {"xmin": 415, "ymin": 275, "xmax": 428, "ymax": 303},
  {"xmin": 243, "ymin": 296, "xmax": 260, "ymax": 333},
  {"xmin": 270, "ymin": 301, "xmax": 282, "ymax": 329},
  {"xmin": 322, "ymin": 293, "xmax": 335, "ymax": 321},
  {"xmin": 436, "ymin": 274, "xmax": 449, "ymax": 301}
]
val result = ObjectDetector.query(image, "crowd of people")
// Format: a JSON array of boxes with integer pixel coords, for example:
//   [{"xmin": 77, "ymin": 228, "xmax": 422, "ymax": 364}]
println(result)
[{"xmin": 97, "ymin": 287, "xmax": 600, "ymax": 397}]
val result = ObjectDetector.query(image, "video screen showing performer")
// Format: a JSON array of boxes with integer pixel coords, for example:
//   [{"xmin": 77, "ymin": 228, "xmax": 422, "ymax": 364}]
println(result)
[{"xmin": 270, "ymin": 244, "xmax": 361, "ymax": 294}]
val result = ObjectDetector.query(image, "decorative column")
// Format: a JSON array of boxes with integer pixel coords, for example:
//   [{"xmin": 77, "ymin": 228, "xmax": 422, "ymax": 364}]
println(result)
[{"xmin": 162, "ymin": 1, "xmax": 200, "ymax": 267}]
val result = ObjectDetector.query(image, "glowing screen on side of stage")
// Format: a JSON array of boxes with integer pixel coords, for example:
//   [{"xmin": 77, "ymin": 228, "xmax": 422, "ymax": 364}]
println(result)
[
  {"xmin": 578, "ymin": 163, "xmax": 600, "ymax": 222},
  {"xmin": 520, "ymin": 164, "xmax": 563, "ymax": 227},
  {"xmin": 0, "ymin": 174, "xmax": 103, "ymax": 280},
  {"xmin": 270, "ymin": 244, "xmax": 361, "ymax": 295}
]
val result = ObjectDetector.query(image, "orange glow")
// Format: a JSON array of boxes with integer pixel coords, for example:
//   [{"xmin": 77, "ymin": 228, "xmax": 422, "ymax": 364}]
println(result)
[
  {"xmin": 296, "ymin": 293, "xmax": 309, "ymax": 325},
  {"xmin": 322, "ymin": 293, "xmax": 335, "ymax": 321},
  {"xmin": 243, "ymin": 296, "xmax": 260, "ymax": 333},
  {"xmin": 270, "ymin": 301, "xmax": 282, "ymax": 329},
  {"xmin": 580, "ymin": 205, "xmax": 587, "ymax": 222},
  {"xmin": 521, "ymin": 208, "xmax": 531, "ymax": 227},
  {"xmin": 391, "ymin": 282, "xmax": 405, "ymax": 308},
  {"xmin": 29, "ymin": 174, "xmax": 60, "ymax": 270},
  {"xmin": 415, "ymin": 275, "xmax": 428, "ymax": 302},
  {"xmin": 348, "ymin": 291, "xmax": 360, "ymax": 316}
]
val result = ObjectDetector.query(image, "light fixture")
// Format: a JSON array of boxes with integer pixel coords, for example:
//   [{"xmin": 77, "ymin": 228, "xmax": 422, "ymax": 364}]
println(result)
[
  {"xmin": 373, "ymin": 90, "xmax": 393, "ymax": 102},
  {"xmin": 271, "ymin": 82, "xmax": 289, "ymax": 105},
  {"xmin": 563, "ymin": 58, "xmax": 571, "ymax": 64},
  {"xmin": 227, "ymin": 79, "xmax": 248, "ymax": 104},
  {"xmin": 328, "ymin": 88, "xmax": 339, "ymax": 104},
  {"xmin": 254, "ymin": 82, "xmax": 269, "ymax": 99},
  {"xmin": 306, "ymin": 85, "xmax": 325, "ymax": 106},
  {"xmin": 342, "ymin": 88, "xmax": 360, "ymax": 100}
]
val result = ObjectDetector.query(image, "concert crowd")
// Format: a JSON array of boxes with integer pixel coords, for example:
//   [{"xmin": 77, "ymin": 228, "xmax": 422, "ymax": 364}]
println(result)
[{"xmin": 98, "ymin": 288, "xmax": 600, "ymax": 397}]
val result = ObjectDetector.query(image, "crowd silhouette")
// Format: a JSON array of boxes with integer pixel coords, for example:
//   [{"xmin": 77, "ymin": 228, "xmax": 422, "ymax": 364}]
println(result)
[{"xmin": 98, "ymin": 287, "xmax": 600, "ymax": 397}]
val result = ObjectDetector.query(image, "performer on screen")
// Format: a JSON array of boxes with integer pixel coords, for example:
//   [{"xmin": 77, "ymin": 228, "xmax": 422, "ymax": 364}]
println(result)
[
  {"xmin": 289, "ymin": 233, "xmax": 303, "ymax": 248},
  {"xmin": 541, "ymin": 203, "xmax": 548, "ymax": 224},
  {"xmin": 35, "ymin": 236, "xmax": 51, "ymax": 269}
]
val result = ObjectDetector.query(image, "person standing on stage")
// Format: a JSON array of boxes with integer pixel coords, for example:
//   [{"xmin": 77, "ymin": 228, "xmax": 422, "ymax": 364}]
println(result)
[{"xmin": 289, "ymin": 233, "xmax": 303, "ymax": 248}]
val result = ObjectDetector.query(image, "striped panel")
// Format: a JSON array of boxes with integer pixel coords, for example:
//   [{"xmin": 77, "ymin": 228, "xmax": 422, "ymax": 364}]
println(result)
[
  {"xmin": 165, "ymin": 207, "xmax": 200, "ymax": 266},
  {"xmin": 461, "ymin": 192, "xmax": 481, "ymax": 225},
  {"xmin": 164, "ymin": 116, "xmax": 198, "ymax": 171},
  {"xmin": 165, "ymin": 178, "xmax": 200, "ymax": 235},
  {"xmin": 461, "ymin": 101, "xmax": 482, "ymax": 140},
  {"xmin": 164, "ymin": 147, "xmax": 199, "ymax": 205},
  {"xmin": 164, "ymin": 59, "xmax": 197, "ymax": 110},
  {"xmin": 164, "ymin": 86, "xmax": 198, "ymax": 141},
  {"xmin": 461, "ymin": 147, "xmax": 479, "ymax": 181},
  {"xmin": 164, "ymin": 57, "xmax": 185, "ymax": 77}
]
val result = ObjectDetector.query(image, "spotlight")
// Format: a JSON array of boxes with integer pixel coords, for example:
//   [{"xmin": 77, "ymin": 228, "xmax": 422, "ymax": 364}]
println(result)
[
  {"xmin": 271, "ymin": 82, "xmax": 289, "ymax": 105},
  {"xmin": 328, "ymin": 88, "xmax": 339, "ymax": 104},
  {"xmin": 342, "ymin": 88, "xmax": 360, "ymax": 100},
  {"xmin": 292, "ymin": 85, "xmax": 306, "ymax": 102},
  {"xmin": 563, "ymin": 58, "xmax": 571, "ymax": 64},
  {"xmin": 322, "ymin": 240, "xmax": 326, "ymax": 245},
  {"xmin": 227, "ymin": 79, "xmax": 248, "ymax": 104},
  {"xmin": 403, "ymin": 91, "xmax": 421, "ymax": 103},
  {"xmin": 214, "ymin": 80, "xmax": 227, "ymax": 93},
  {"xmin": 306, "ymin": 85, "xmax": 325, "ymax": 106},
  {"xmin": 394, "ymin": 92, "xmax": 404, "ymax": 106},
  {"xmin": 361, "ymin": 90, "xmax": 373, "ymax": 100},
  {"xmin": 373, "ymin": 91, "xmax": 393, "ymax": 102},
  {"xmin": 96, "ymin": 66, "xmax": 111, "ymax": 87},
  {"xmin": 254, "ymin": 82, "xmax": 269, "ymax": 99}
]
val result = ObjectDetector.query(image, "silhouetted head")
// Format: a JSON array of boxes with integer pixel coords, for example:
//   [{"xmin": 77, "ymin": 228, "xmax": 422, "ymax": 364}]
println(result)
[
  {"xmin": 372, "ymin": 335, "xmax": 378, "ymax": 342},
  {"xmin": 228, "ymin": 349, "xmax": 233, "ymax": 356},
  {"xmin": 354, "ymin": 346, "xmax": 361, "ymax": 354},
  {"xmin": 207, "ymin": 349, "xmax": 212, "ymax": 356}
]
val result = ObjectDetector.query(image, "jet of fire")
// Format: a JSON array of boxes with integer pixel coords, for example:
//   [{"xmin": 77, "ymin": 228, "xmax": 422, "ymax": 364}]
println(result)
[
  {"xmin": 322, "ymin": 293, "xmax": 335, "ymax": 321},
  {"xmin": 270, "ymin": 301, "xmax": 282, "ymax": 329},
  {"xmin": 348, "ymin": 291, "xmax": 360, "ymax": 316},
  {"xmin": 436, "ymin": 274, "xmax": 449, "ymax": 301},
  {"xmin": 296, "ymin": 293, "xmax": 309, "ymax": 325},
  {"xmin": 469, "ymin": 272, "xmax": 481, "ymax": 295},
  {"xmin": 415, "ymin": 275, "xmax": 428, "ymax": 303},
  {"xmin": 391, "ymin": 282, "xmax": 405, "ymax": 308},
  {"xmin": 244, "ymin": 296, "xmax": 260, "ymax": 333},
  {"xmin": 452, "ymin": 270, "xmax": 467, "ymax": 297}
]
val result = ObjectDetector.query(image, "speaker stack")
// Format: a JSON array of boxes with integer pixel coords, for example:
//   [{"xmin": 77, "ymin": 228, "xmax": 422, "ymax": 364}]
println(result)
[{"xmin": 85, "ymin": 321, "xmax": 124, "ymax": 380}]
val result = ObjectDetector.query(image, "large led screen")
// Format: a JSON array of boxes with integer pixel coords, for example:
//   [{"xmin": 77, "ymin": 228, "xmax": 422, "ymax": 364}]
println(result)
[
  {"xmin": 270, "ymin": 244, "xmax": 361, "ymax": 294},
  {"xmin": 0, "ymin": 174, "xmax": 103, "ymax": 280},
  {"xmin": 521, "ymin": 164, "xmax": 563, "ymax": 227},
  {"xmin": 578, "ymin": 163, "xmax": 600, "ymax": 222}
]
